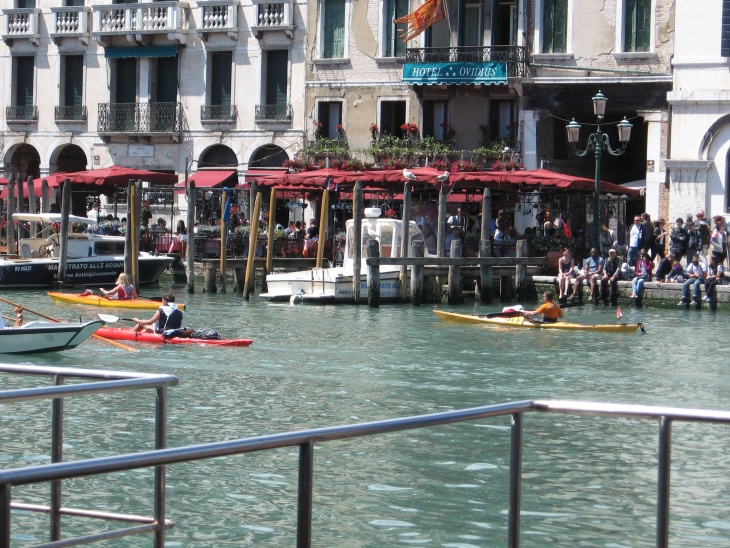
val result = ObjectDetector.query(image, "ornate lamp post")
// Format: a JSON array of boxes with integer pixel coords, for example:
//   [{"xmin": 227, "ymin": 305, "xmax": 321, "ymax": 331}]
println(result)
[{"xmin": 566, "ymin": 91, "xmax": 632, "ymax": 249}]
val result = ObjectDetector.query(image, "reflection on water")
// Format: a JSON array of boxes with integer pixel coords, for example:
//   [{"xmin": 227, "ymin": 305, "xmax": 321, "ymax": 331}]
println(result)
[{"xmin": 1, "ymin": 291, "xmax": 729, "ymax": 546}]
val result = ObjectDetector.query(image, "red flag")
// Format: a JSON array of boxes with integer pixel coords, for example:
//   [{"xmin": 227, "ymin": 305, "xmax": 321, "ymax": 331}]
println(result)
[
  {"xmin": 394, "ymin": 0, "xmax": 446, "ymax": 42},
  {"xmin": 616, "ymin": 307, "xmax": 623, "ymax": 319}
]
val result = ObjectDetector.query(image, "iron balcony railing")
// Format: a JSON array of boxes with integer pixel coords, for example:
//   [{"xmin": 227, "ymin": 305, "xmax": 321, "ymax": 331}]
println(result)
[
  {"xmin": 200, "ymin": 104, "xmax": 237, "ymax": 122},
  {"xmin": 0, "ymin": 398, "xmax": 729, "ymax": 547},
  {"xmin": 98, "ymin": 102, "xmax": 182, "ymax": 134},
  {"xmin": 6, "ymin": 105, "xmax": 38, "ymax": 122},
  {"xmin": 255, "ymin": 103, "xmax": 293, "ymax": 121},
  {"xmin": 405, "ymin": 45, "xmax": 526, "ymax": 77},
  {"xmin": 55, "ymin": 105, "xmax": 87, "ymax": 122}
]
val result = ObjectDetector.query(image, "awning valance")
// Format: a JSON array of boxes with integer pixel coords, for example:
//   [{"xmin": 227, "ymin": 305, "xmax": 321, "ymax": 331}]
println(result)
[
  {"xmin": 105, "ymin": 46, "xmax": 180, "ymax": 59},
  {"xmin": 175, "ymin": 170, "xmax": 237, "ymax": 189}
]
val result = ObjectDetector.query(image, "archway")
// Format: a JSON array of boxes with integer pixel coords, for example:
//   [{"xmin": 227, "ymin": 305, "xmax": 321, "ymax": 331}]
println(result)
[
  {"xmin": 198, "ymin": 145, "xmax": 238, "ymax": 168},
  {"xmin": 249, "ymin": 144, "xmax": 288, "ymax": 168},
  {"xmin": 54, "ymin": 144, "xmax": 88, "ymax": 173},
  {"xmin": 6, "ymin": 144, "xmax": 41, "ymax": 180}
]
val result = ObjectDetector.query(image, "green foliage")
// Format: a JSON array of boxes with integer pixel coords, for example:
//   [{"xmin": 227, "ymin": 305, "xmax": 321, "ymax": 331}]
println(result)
[
  {"xmin": 526, "ymin": 235, "xmax": 581, "ymax": 254},
  {"xmin": 471, "ymin": 139, "xmax": 507, "ymax": 158}
]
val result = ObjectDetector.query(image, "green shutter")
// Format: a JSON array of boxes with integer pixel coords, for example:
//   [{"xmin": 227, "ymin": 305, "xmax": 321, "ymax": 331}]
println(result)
[
  {"xmin": 386, "ymin": 0, "xmax": 408, "ymax": 57},
  {"xmin": 211, "ymin": 52, "xmax": 232, "ymax": 107},
  {"xmin": 156, "ymin": 56, "xmax": 178, "ymax": 103},
  {"xmin": 64, "ymin": 55, "xmax": 83, "ymax": 108},
  {"xmin": 115, "ymin": 58, "xmax": 137, "ymax": 103},
  {"xmin": 723, "ymin": 0, "xmax": 730, "ymax": 56},
  {"xmin": 543, "ymin": 0, "xmax": 567, "ymax": 53},
  {"xmin": 324, "ymin": 0, "xmax": 345, "ymax": 58},
  {"xmin": 625, "ymin": 0, "xmax": 650, "ymax": 52},
  {"xmin": 15, "ymin": 57, "xmax": 34, "ymax": 107},
  {"xmin": 65, "ymin": 0, "xmax": 84, "ymax": 6},
  {"xmin": 265, "ymin": 50, "xmax": 288, "ymax": 106},
  {"xmin": 17, "ymin": 0, "xmax": 35, "ymax": 8}
]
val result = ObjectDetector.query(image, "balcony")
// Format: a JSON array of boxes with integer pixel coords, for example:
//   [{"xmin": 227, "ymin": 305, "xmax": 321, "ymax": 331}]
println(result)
[
  {"xmin": 255, "ymin": 103, "xmax": 292, "ymax": 122},
  {"xmin": 50, "ymin": 7, "xmax": 90, "ymax": 44},
  {"xmin": 6, "ymin": 105, "xmax": 38, "ymax": 123},
  {"xmin": 201, "ymin": 104, "xmax": 237, "ymax": 123},
  {"xmin": 197, "ymin": 0, "xmax": 238, "ymax": 41},
  {"xmin": 404, "ymin": 45, "xmax": 526, "ymax": 79},
  {"xmin": 97, "ymin": 102, "xmax": 182, "ymax": 139},
  {"xmin": 251, "ymin": 0, "xmax": 294, "ymax": 38},
  {"xmin": 2, "ymin": 8, "xmax": 41, "ymax": 45},
  {"xmin": 92, "ymin": 2, "xmax": 188, "ymax": 45},
  {"xmin": 55, "ymin": 106, "xmax": 88, "ymax": 123}
]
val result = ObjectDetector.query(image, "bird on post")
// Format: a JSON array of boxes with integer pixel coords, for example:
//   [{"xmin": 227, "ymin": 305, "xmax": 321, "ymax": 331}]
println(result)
[
  {"xmin": 436, "ymin": 171, "xmax": 449, "ymax": 182},
  {"xmin": 403, "ymin": 168, "xmax": 418, "ymax": 181}
]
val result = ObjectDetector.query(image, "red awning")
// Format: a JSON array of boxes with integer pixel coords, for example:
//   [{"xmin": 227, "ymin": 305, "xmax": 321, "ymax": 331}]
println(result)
[
  {"xmin": 49, "ymin": 166, "xmax": 178, "ymax": 186},
  {"xmin": 175, "ymin": 170, "xmax": 238, "ymax": 188},
  {"xmin": 243, "ymin": 168, "xmax": 289, "ymax": 185},
  {"xmin": 1, "ymin": 177, "xmax": 58, "ymax": 199}
]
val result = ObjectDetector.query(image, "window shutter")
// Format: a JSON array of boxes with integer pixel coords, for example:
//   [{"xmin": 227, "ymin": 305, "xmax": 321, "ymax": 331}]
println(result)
[
  {"xmin": 210, "ymin": 52, "xmax": 232, "ymax": 107},
  {"xmin": 115, "ymin": 58, "xmax": 137, "ymax": 103},
  {"xmin": 265, "ymin": 50, "xmax": 288, "ymax": 106},
  {"xmin": 64, "ymin": 55, "xmax": 83, "ymax": 108},
  {"xmin": 156, "ymin": 56, "xmax": 178, "ymax": 103},
  {"xmin": 723, "ymin": 0, "xmax": 730, "ymax": 56},
  {"xmin": 386, "ymin": 0, "xmax": 408, "ymax": 57},
  {"xmin": 15, "ymin": 57, "xmax": 34, "ymax": 107},
  {"xmin": 635, "ymin": 0, "xmax": 650, "ymax": 51},
  {"xmin": 324, "ymin": 0, "xmax": 345, "ymax": 58},
  {"xmin": 543, "ymin": 0, "xmax": 567, "ymax": 53}
]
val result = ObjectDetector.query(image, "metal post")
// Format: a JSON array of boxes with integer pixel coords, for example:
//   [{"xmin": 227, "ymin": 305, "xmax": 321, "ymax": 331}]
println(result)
[
  {"xmin": 352, "ymin": 181, "xmax": 363, "ymax": 303},
  {"xmin": 297, "ymin": 442, "xmax": 314, "ymax": 548},
  {"xmin": 593, "ymin": 128, "xmax": 603, "ymax": 251},
  {"xmin": 0, "ymin": 484, "xmax": 11, "ymax": 548},
  {"xmin": 656, "ymin": 417, "xmax": 672, "ymax": 548},
  {"xmin": 399, "ymin": 182, "xmax": 411, "ymax": 303},
  {"xmin": 50, "ymin": 375, "xmax": 64, "ymax": 541},
  {"xmin": 187, "ymin": 181, "xmax": 196, "ymax": 293},
  {"xmin": 153, "ymin": 387, "xmax": 168, "ymax": 547},
  {"xmin": 507, "ymin": 411, "xmax": 524, "ymax": 548}
]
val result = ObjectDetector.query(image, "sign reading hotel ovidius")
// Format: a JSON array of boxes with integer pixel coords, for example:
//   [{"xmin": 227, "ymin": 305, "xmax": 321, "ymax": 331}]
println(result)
[{"xmin": 402, "ymin": 62, "xmax": 507, "ymax": 85}]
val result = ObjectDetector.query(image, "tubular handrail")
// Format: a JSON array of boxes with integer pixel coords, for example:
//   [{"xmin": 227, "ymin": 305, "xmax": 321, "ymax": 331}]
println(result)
[{"xmin": 1, "ymin": 399, "xmax": 730, "ymax": 547}]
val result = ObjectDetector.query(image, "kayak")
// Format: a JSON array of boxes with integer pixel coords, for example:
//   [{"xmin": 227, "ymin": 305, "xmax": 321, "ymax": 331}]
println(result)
[
  {"xmin": 48, "ymin": 291, "xmax": 186, "ymax": 310},
  {"xmin": 95, "ymin": 327, "xmax": 253, "ymax": 346},
  {"xmin": 433, "ymin": 310, "xmax": 644, "ymax": 333}
]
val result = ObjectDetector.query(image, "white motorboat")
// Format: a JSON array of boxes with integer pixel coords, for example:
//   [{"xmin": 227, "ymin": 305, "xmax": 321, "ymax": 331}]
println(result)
[
  {"xmin": 260, "ymin": 209, "xmax": 435, "ymax": 303},
  {"xmin": 0, "ymin": 213, "xmax": 174, "ymax": 289},
  {"xmin": 0, "ymin": 320, "xmax": 104, "ymax": 354}
]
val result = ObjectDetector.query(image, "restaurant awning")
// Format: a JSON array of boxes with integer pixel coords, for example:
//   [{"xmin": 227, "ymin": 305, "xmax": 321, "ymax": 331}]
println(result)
[
  {"xmin": 105, "ymin": 46, "xmax": 180, "ymax": 59},
  {"xmin": 175, "ymin": 170, "xmax": 238, "ymax": 189}
]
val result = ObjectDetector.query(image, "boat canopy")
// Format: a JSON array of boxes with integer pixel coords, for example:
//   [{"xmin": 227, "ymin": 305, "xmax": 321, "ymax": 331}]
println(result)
[{"xmin": 12, "ymin": 213, "xmax": 92, "ymax": 225}]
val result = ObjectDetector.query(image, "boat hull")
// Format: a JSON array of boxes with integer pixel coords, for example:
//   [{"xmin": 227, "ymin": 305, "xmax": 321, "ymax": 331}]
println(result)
[
  {"xmin": 261, "ymin": 267, "xmax": 403, "ymax": 303},
  {"xmin": 433, "ymin": 310, "xmax": 642, "ymax": 333},
  {"xmin": 95, "ymin": 327, "xmax": 254, "ymax": 347},
  {"xmin": 47, "ymin": 292, "xmax": 186, "ymax": 310},
  {"xmin": 0, "ymin": 320, "xmax": 104, "ymax": 354},
  {"xmin": 0, "ymin": 256, "xmax": 173, "ymax": 289}
]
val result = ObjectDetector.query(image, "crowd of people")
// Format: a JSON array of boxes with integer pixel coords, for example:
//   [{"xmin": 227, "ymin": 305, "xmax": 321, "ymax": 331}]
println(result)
[{"xmin": 557, "ymin": 210, "xmax": 729, "ymax": 307}]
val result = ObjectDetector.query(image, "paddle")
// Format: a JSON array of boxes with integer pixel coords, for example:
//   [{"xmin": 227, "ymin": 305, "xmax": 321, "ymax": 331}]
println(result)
[
  {"xmin": 0, "ymin": 296, "xmax": 137, "ymax": 352},
  {"xmin": 98, "ymin": 314, "xmax": 136, "ymax": 323},
  {"xmin": 485, "ymin": 311, "xmax": 523, "ymax": 319}
]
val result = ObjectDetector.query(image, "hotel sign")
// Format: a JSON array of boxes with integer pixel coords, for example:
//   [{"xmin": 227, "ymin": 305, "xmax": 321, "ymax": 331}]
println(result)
[{"xmin": 402, "ymin": 62, "xmax": 508, "ymax": 85}]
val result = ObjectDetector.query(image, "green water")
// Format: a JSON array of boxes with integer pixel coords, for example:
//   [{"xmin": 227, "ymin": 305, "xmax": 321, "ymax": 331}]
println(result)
[{"xmin": 1, "ymin": 290, "xmax": 729, "ymax": 546}]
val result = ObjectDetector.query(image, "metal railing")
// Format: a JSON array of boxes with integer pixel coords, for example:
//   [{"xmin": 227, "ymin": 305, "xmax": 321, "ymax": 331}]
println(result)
[
  {"xmin": 97, "ymin": 102, "xmax": 182, "ymax": 134},
  {"xmin": 1, "ymin": 397, "xmax": 728, "ymax": 547},
  {"xmin": 6, "ymin": 105, "xmax": 37, "ymax": 122},
  {"xmin": 0, "ymin": 364, "xmax": 178, "ymax": 547},
  {"xmin": 55, "ymin": 105, "xmax": 87, "ymax": 122},
  {"xmin": 200, "ymin": 104, "xmax": 237, "ymax": 122},
  {"xmin": 255, "ymin": 103, "xmax": 293, "ymax": 121},
  {"xmin": 405, "ymin": 45, "xmax": 526, "ymax": 77}
]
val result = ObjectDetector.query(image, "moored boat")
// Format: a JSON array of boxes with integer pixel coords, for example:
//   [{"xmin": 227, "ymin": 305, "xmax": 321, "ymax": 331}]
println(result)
[
  {"xmin": 95, "ymin": 327, "xmax": 254, "ymax": 347},
  {"xmin": 0, "ymin": 320, "xmax": 104, "ymax": 354},
  {"xmin": 433, "ymin": 310, "xmax": 643, "ymax": 333},
  {"xmin": 47, "ymin": 291, "xmax": 186, "ymax": 310}
]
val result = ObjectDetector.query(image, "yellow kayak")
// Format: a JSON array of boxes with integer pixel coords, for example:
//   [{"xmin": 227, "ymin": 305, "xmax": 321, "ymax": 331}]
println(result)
[
  {"xmin": 433, "ymin": 310, "xmax": 643, "ymax": 333},
  {"xmin": 47, "ymin": 291, "xmax": 186, "ymax": 311}
]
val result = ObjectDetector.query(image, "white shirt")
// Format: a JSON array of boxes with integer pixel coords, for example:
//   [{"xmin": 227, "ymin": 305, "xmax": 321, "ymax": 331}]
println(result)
[{"xmin": 629, "ymin": 223, "xmax": 642, "ymax": 247}]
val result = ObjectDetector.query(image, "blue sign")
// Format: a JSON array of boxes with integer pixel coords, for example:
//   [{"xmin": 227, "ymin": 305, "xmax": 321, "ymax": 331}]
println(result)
[{"xmin": 402, "ymin": 62, "xmax": 508, "ymax": 85}]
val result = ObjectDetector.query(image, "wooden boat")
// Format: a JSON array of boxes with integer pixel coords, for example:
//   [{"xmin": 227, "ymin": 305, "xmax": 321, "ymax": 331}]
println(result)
[
  {"xmin": 0, "ymin": 320, "xmax": 104, "ymax": 354},
  {"xmin": 433, "ymin": 310, "xmax": 644, "ymax": 333},
  {"xmin": 95, "ymin": 327, "xmax": 254, "ymax": 347},
  {"xmin": 47, "ymin": 291, "xmax": 186, "ymax": 310}
]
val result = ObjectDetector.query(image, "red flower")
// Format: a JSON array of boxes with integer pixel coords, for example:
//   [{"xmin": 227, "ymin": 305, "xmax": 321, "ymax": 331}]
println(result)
[
  {"xmin": 336, "ymin": 124, "xmax": 343, "ymax": 131},
  {"xmin": 313, "ymin": 120, "xmax": 323, "ymax": 128},
  {"xmin": 369, "ymin": 123, "xmax": 379, "ymax": 133}
]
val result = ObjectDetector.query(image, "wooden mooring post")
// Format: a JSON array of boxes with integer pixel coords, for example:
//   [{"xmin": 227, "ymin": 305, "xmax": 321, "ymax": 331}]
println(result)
[
  {"xmin": 367, "ymin": 239, "xmax": 380, "ymax": 308},
  {"xmin": 203, "ymin": 262, "xmax": 217, "ymax": 293},
  {"xmin": 448, "ymin": 239, "xmax": 462, "ymax": 304},
  {"xmin": 410, "ymin": 241, "xmax": 424, "ymax": 306}
]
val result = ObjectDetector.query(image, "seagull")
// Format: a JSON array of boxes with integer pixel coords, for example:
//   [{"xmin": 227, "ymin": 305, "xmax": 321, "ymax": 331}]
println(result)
[
  {"xmin": 403, "ymin": 168, "xmax": 418, "ymax": 180},
  {"xmin": 436, "ymin": 171, "xmax": 449, "ymax": 182}
]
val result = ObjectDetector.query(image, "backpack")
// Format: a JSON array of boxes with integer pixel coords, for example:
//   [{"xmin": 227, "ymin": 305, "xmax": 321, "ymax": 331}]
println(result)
[
  {"xmin": 190, "ymin": 329, "xmax": 221, "ymax": 340},
  {"xmin": 563, "ymin": 224, "xmax": 572, "ymax": 238}
]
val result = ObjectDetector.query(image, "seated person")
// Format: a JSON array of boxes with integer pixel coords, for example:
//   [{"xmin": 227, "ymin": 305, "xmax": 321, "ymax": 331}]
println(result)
[
  {"xmin": 556, "ymin": 247, "xmax": 575, "ymax": 303},
  {"xmin": 654, "ymin": 252, "xmax": 675, "ymax": 283},
  {"xmin": 573, "ymin": 247, "xmax": 604, "ymax": 302},
  {"xmin": 132, "ymin": 293, "xmax": 182, "ymax": 333},
  {"xmin": 630, "ymin": 250, "xmax": 653, "ymax": 301},
  {"xmin": 703, "ymin": 255, "xmax": 725, "ymax": 303},
  {"xmin": 99, "ymin": 273, "xmax": 138, "ymax": 300},
  {"xmin": 521, "ymin": 291, "xmax": 563, "ymax": 323},
  {"xmin": 599, "ymin": 248, "xmax": 621, "ymax": 306},
  {"xmin": 678, "ymin": 252, "xmax": 707, "ymax": 306}
]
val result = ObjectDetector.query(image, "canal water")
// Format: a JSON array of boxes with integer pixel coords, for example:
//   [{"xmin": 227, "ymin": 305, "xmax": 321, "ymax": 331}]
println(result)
[{"xmin": 1, "ymin": 288, "xmax": 729, "ymax": 547}]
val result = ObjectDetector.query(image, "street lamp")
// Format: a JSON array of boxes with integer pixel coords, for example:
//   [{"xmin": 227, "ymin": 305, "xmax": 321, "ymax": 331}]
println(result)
[{"xmin": 566, "ymin": 91, "xmax": 632, "ymax": 250}]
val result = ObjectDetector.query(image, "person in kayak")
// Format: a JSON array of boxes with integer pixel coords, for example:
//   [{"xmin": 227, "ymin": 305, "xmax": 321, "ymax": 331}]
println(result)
[
  {"xmin": 99, "ymin": 273, "xmax": 138, "ymax": 300},
  {"xmin": 132, "ymin": 293, "xmax": 183, "ymax": 333},
  {"xmin": 520, "ymin": 291, "xmax": 563, "ymax": 323}
]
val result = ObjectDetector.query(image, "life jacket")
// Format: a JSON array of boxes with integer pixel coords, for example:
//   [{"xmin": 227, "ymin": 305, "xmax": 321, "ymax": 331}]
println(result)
[{"xmin": 157, "ymin": 304, "xmax": 183, "ymax": 333}]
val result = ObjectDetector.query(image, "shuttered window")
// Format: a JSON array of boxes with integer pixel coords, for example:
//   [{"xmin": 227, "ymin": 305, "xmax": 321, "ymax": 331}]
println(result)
[
  {"xmin": 265, "ymin": 50, "xmax": 288, "ymax": 106},
  {"xmin": 64, "ymin": 0, "xmax": 84, "ymax": 6},
  {"xmin": 115, "ymin": 58, "xmax": 137, "ymax": 103},
  {"xmin": 210, "ymin": 52, "xmax": 232, "ymax": 107},
  {"xmin": 155, "ymin": 56, "xmax": 178, "ymax": 103},
  {"xmin": 542, "ymin": 0, "xmax": 567, "ymax": 53},
  {"xmin": 323, "ymin": 0, "xmax": 345, "ymax": 58},
  {"xmin": 460, "ymin": 0, "xmax": 482, "ymax": 47},
  {"xmin": 63, "ymin": 55, "xmax": 83, "ymax": 108},
  {"xmin": 624, "ymin": 0, "xmax": 650, "ymax": 52},
  {"xmin": 16, "ymin": 0, "xmax": 35, "ymax": 8},
  {"xmin": 385, "ymin": 0, "xmax": 408, "ymax": 57},
  {"xmin": 722, "ymin": 0, "xmax": 730, "ymax": 56},
  {"xmin": 15, "ymin": 57, "xmax": 34, "ymax": 107}
]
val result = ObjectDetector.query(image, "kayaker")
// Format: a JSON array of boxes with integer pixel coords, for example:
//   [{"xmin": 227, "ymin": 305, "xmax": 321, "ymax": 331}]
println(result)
[
  {"xmin": 132, "ymin": 293, "xmax": 183, "ymax": 333},
  {"xmin": 0, "ymin": 306, "xmax": 23, "ymax": 328},
  {"xmin": 99, "ymin": 273, "xmax": 138, "ymax": 300},
  {"xmin": 521, "ymin": 291, "xmax": 563, "ymax": 323}
]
